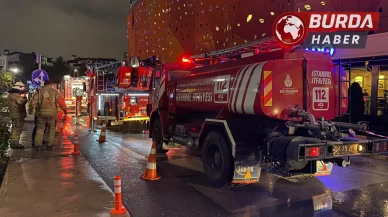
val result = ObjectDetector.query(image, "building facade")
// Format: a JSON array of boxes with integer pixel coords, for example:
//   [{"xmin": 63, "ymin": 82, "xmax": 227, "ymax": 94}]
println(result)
[
  {"xmin": 332, "ymin": 32, "xmax": 388, "ymax": 117},
  {"xmin": 126, "ymin": 0, "xmax": 387, "ymax": 63},
  {"xmin": 0, "ymin": 50, "xmax": 54, "ymax": 86}
]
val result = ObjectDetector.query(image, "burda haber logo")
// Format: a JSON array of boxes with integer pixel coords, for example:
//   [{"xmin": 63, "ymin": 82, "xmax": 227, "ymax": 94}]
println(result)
[{"xmin": 273, "ymin": 12, "xmax": 380, "ymax": 49}]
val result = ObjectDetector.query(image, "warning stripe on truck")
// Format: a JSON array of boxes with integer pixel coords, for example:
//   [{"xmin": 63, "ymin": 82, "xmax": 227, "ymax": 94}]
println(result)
[
  {"xmin": 263, "ymin": 71, "xmax": 273, "ymax": 107},
  {"xmin": 341, "ymin": 76, "xmax": 348, "ymax": 108}
]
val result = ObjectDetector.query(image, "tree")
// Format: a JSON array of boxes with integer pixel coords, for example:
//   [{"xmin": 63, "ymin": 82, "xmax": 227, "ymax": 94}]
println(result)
[
  {"xmin": 49, "ymin": 56, "xmax": 70, "ymax": 83},
  {"xmin": 18, "ymin": 53, "xmax": 36, "ymax": 82},
  {"xmin": 77, "ymin": 63, "xmax": 88, "ymax": 76},
  {"xmin": 41, "ymin": 64, "xmax": 54, "ymax": 77},
  {"xmin": 0, "ymin": 72, "xmax": 14, "ymax": 88}
]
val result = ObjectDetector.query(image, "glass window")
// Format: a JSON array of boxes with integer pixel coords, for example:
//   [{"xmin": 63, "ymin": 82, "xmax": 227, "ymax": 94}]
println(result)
[
  {"xmin": 378, "ymin": 66, "xmax": 388, "ymax": 115},
  {"xmin": 346, "ymin": 68, "xmax": 372, "ymax": 115},
  {"xmin": 346, "ymin": 68, "xmax": 372, "ymax": 94}
]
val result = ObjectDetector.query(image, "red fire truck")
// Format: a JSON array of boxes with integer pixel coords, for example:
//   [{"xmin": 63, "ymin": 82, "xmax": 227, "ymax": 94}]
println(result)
[
  {"xmin": 115, "ymin": 63, "xmax": 152, "ymax": 131},
  {"xmin": 86, "ymin": 60, "xmax": 152, "ymax": 131},
  {"xmin": 147, "ymin": 49, "xmax": 388, "ymax": 187},
  {"xmin": 60, "ymin": 75, "xmax": 88, "ymax": 114},
  {"xmin": 87, "ymin": 62, "xmax": 122, "ymax": 128}
]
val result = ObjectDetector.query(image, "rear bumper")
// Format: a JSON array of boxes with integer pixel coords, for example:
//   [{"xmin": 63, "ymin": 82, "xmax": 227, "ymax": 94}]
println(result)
[{"xmin": 297, "ymin": 138, "xmax": 388, "ymax": 161}]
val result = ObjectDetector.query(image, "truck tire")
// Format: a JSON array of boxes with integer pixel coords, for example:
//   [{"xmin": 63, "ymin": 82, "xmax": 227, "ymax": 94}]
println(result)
[
  {"xmin": 152, "ymin": 118, "xmax": 164, "ymax": 153},
  {"xmin": 202, "ymin": 131, "xmax": 233, "ymax": 187}
]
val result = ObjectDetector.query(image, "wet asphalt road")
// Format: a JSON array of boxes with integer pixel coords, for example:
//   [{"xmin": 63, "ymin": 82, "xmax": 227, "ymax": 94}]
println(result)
[{"xmin": 71, "ymin": 118, "xmax": 388, "ymax": 217}]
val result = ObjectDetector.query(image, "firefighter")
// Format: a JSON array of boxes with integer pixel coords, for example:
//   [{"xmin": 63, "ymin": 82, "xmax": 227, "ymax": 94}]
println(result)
[
  {"xmin": 7, "ymin": 82, "xmax": 28, "ymax": 149},
  {"xmin": 31, "ymin": 87, "xmax": 48, "ymax": 147},
  {"xmin": 28, "ymin": 80, "xmax": 67, "ymax": 151}
]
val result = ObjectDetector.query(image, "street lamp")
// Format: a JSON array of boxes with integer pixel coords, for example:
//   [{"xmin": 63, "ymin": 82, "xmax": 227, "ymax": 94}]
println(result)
[
  {"xmin": 10, "ymin": 67, "xmax": 19, "ymax": 83},
  {"xmin": 10, "ymin": 68, "xmax": 19, "ymax": 73},
  {"xmin": 74, "ymin": 69, "xmax": 78, "ymax": 77}
]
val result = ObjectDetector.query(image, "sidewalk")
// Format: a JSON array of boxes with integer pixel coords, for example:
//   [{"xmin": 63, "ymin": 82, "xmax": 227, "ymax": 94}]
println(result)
[{"xmin": 0, "ymin": 122, "xmax": 130, "ymax": 217}]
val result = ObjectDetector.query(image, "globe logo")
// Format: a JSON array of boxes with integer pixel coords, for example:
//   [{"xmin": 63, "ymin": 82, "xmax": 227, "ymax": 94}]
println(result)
[{"xmin": 273, "ymin": 14, "xmax": 307, "ymax": 46}]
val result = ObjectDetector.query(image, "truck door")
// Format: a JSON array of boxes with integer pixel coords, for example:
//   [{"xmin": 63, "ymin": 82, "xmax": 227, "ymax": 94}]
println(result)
[{"xmin": 167, "ymin": 82, "xmax": 176, "ymax": 113}]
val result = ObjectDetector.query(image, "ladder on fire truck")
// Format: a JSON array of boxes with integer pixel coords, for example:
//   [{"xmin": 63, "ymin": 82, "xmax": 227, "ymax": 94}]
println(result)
[
  {"xmin": 91, "ymin": 61, "xmax": 123, "ymax": 92},
  {"xmin": 189, "ymin": 37, "xmax": 279, "ymax": 62},
  {"xmin": 337, "ymin": 59, "xmax": 352, "ymax": 123}
]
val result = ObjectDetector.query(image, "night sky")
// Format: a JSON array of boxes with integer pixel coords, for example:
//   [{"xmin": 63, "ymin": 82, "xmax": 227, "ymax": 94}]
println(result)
[{"xmin": 0, "ymin": 0, "xmax": 129, "ymax": 60}]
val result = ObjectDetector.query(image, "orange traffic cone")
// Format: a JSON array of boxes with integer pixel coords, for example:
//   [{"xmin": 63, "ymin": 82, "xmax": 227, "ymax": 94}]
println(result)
[
  {"xmin": 97, "ymin": 121, "xmax": 107, "ymax": 143},
  {"xmin": 110, "ymin": 176, "xmax": 127, "ymax": 215},
  {"xmin": 72, "ymin": 134, "xmax": 80, "ymax": 155},
  {"xmin": 322, "ymin": 163, "xmax": 327, "ymax": 172},
  {"xmin": 140, "ymin": 140, "xmax": 161, "ymax": 181}
]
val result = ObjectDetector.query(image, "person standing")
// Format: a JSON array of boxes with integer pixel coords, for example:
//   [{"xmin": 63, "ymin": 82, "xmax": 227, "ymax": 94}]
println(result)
[
  {"xmin": 28, "ymin": 80, "xmax": 67, "ymax": 151},
  {"xmin": 31, "ymin": 87, "xmax": 48, "ymax": 147},
  {"xmin": 7, "ymin": 82, "xmax": 28, "ymax": 149}
]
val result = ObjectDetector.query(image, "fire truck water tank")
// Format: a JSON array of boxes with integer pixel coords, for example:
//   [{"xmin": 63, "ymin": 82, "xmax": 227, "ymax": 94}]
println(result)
[{"xmin": 172, "ymin": 51, "xmax": 346, "ymax": 121}]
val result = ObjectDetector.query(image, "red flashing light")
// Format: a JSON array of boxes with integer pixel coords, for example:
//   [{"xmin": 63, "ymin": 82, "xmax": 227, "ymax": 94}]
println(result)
[
  {"xmin": 254, "ymin": 49, "xmax": 260, "ymax": 55},
  {"xmin": 182, "ymin": 57, "xmax": 191, "ymax": 63},
  {"xmin": 305, "ymin": 147, "xmax": 320, "ymax": 157}
]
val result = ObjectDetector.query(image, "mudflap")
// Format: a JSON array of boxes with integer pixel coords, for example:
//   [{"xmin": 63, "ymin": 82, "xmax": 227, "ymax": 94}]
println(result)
[
  {"xmin": 231, "ymin": 153, "xmax": 262, "ymax": 184},
  {"xmin": 314, "ymin": 161, "xmax": 334, "ymax": 177}
]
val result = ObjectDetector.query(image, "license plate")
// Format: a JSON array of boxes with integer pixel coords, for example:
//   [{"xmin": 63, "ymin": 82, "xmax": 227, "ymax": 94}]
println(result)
[
  {"xmin": 232, "ymin": 161, "xmax": 261, "ymax": 184},
  {"xmin": 312, "ymin": 192, "xmax": 332, "ymax": 212},
  {"xmin": 333, "ymin": 144, "xmax": 358, "ymax": 155}
]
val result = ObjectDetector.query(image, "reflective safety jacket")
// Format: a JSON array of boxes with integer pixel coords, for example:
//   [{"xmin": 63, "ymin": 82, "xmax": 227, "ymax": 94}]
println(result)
[
  {"xmin": 7, "ymin": 92, "xmax": 27, "ymax": 120},
  {"xmin": 29, "ymin": 85, "xmax": 67, "ymax": 118}
]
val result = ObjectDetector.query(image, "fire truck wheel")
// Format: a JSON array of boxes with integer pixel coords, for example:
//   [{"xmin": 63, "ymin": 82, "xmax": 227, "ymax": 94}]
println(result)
[
  {"xmin": 152, "ymin": 119, "xmax": 164, "ymax": 153},
  {"xmin": 202, "ymin": 131, "xmax": 232, "ymax": 188}
]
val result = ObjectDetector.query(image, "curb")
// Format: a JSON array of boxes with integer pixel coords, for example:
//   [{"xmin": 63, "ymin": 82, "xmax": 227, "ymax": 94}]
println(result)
[{"xmin": 366, "ymin": 154, "xmax": 388, "ymax": 161}]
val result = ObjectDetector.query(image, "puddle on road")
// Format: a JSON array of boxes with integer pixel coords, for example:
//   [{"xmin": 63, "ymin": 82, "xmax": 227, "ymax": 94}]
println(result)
[{"xmin": 157, "ymin": 156, "xmax": 333, "ymax": 217}]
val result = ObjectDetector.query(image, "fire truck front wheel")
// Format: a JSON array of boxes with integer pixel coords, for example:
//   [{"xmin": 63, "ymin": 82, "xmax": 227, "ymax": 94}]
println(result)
[
  {"xmin": 202, "ymin": 131, "xmax": 233, "ymax": 188},
  {"xmin": 151, "ymin": 119, "xmax": 164, "ymax": 153}
]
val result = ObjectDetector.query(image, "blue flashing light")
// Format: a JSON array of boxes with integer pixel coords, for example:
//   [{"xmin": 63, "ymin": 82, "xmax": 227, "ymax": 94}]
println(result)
[{"xmin": 305, "ymin": 46, "xmax": 335, "ymax": 56}]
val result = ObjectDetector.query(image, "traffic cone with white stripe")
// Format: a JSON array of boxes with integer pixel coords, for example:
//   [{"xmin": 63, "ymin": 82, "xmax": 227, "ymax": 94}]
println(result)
[
  {"xmin": 72, "ymin": 134, "xmax": 80, "ymax": 155},
  {"xmin": 140, "ymin": 140, "xmax": 161, "ymax": 181},
  {"xmin": 97, "ymin": 120, "xmax": 107, "ymax": 143},
  {"xmin": 110, "ymin": 176, "xmax": 127, "ymax": 215}
]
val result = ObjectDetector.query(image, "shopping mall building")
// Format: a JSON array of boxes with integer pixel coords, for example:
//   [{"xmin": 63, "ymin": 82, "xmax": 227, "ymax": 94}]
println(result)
[{"xmin": 330, "ymin": 32, "xmax": 388, "ymax": 117}]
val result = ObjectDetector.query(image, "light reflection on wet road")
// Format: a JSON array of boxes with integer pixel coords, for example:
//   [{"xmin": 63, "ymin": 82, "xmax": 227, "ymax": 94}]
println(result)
[{"xmin": 72, "ymin": 118, "xmax": 388, "ymax": 217}]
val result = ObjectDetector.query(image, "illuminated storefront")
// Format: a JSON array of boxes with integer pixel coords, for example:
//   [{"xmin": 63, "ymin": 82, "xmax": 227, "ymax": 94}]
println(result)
[{"xmin": 332, "ymin": 32, "xmax": 388, "ymax": 116}]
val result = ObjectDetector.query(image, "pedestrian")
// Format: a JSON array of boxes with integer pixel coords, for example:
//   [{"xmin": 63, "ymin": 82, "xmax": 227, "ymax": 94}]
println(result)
[
  {"xmin": 28, "ymin": 80, "xmax": 67, "ymax": 151},
  {"xmin": 7, "ymin": 82, "xmax": 28, "ymax": 149},
  {"xmin": 31, "ymin": 87, "xmax": 48, "ymax": 147}
]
